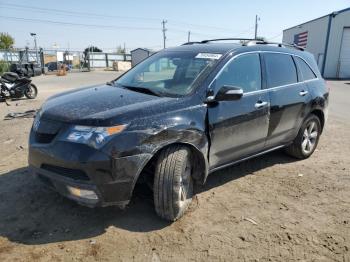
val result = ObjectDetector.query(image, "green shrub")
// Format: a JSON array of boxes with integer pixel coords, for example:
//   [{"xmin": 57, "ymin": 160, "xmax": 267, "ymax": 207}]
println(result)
[{"xmin": 0, "ymin": 60, "xmax": 10, "ymax": 75}]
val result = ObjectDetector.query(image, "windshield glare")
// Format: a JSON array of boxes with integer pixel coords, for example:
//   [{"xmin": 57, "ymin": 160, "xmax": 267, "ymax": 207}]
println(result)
[{"xmin": 116, "ymin": 51, "xmax": 219, "ymax": 97}]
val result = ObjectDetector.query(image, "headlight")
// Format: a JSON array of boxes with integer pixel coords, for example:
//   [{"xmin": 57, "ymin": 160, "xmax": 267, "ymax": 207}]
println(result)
[{"xmin": 62, "ymin": 124, "xmax": 126, "ymax": 149}]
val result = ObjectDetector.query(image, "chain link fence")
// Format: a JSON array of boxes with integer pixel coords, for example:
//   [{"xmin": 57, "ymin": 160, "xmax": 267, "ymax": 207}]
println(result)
[{"xmin": 0, "ymin": 48, "xmax": 132, "ymax": 75}]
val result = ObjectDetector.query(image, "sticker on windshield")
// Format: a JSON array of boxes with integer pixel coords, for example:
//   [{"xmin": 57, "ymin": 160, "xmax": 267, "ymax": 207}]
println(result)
[{"xmin": 195, "ymin": 53, "xmax": 222, "ymax": 60}]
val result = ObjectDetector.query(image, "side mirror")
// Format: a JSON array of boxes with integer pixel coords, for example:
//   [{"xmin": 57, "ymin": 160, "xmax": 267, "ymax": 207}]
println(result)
[{"xmin": 206, "ymin": 85, "xmax": 243, "ymax": 102}]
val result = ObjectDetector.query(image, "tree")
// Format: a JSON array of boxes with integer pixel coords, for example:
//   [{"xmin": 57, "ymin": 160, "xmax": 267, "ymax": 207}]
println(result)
[
  {"xmin": 116, "ymin": 45, "xmax": 125, "ymax": 54},
  {"xmin": 0, "ymin": 33, "xmax": 14, "ymax": 49},
  {"xmin": 83, "ymin": 46, "xmax": 102, "ymax": 57},
  {"xmin": 256, "ymin": 36, "xmax": 266, "ymax": 41}
]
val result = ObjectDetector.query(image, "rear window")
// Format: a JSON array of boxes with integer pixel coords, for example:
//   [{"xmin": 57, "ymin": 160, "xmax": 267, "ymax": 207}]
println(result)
[
  {"xmin": 295, "ymin": 56, "xmax": 317, "ymax": 81},
  {"xmin": 264, "ymin": 53, "xmax": 298, "ymax": 88}
]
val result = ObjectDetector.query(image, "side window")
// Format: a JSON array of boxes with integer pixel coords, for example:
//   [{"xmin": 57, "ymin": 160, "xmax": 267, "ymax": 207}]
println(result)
[
  {"xmin": 264, "ymin": 53, "xmax": 298, "ymax": 88},
  {"xmin": 215, "ymin": 53, "xmax": 261, "ymax": 93},
  {"xmin": 295, "ymin": 56, "xmax": 317, "ymax": 81}
]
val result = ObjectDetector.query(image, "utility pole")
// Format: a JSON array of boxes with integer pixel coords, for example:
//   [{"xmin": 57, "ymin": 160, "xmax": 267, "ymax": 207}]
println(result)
[
  {"xmin": 30, "ymin": 33, "xmax": 38, "ymax": 63},
  {"xmin": 188, "ymin": 31, "xmax": 191, "ymax": 42},
  {"xmin": 162, "ymin": 19, "xmax": 167, "ymax": 49},
  {"xmin": 90, "ymin": 45, "xmax": 93, "ymax": 70},
  {"xmin": 254, "ymin": 15, "xmax": 260, "ymax": 39}
]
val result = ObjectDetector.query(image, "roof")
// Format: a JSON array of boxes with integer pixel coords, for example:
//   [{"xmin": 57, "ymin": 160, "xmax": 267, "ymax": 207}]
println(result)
[
  {"xmin": 283, "ymin": 7, "xmax": 350, "ymax": 32},
  {"xmin": 165, "ymin": 43, "xmax": 241, "ymax": 54},
  {"xmin": 162, "ymin": 42, "xmax": 308, "ymax": 58},
  {"xmin": 130, "ymin": 48, "xmax": 154, "ymax": 53}
]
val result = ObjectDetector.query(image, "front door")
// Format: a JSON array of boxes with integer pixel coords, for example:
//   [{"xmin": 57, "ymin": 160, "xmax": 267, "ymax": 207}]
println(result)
[{"xmin": 208, "ymin": 53, "xmax": 270, "ymax": 169}]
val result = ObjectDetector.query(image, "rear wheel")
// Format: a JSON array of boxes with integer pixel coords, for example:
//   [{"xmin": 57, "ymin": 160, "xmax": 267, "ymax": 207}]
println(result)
[
  {"xmin": 285, "ymin": 114, "xmax": 321, "ymax": 159},
  {"xmin": 24, "ymin": 84, "xmax": 37, "ymax": 99},
  {"xmin": 153, "ymin": 146, "xmax": 193, "ymax": 221}
]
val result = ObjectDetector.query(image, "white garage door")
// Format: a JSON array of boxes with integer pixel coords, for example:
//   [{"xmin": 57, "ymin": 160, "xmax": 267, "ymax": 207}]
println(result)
[{"xmin": 339, "ymin": 28, "xmax": 350, "ymax": 78}]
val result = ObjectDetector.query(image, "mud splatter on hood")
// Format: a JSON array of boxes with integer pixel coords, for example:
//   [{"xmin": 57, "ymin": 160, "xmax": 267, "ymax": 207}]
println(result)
[{"xmin": 40, "ymin": 84, "xmax": 176, "ymax": 126}]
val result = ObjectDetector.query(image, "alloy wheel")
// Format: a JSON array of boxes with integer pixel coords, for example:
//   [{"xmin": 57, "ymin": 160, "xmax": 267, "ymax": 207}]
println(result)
[
  {"xmin": 301, "ymin": 120, "xmax": 319, "ymax": 155},
  {"xmin": 178, "ymin": 160, "xmax": 192, "ymax": 208}
]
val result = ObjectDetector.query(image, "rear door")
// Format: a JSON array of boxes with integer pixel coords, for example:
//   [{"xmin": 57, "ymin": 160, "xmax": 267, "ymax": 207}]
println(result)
[
  {"xmin": 263, "ymin": 53, "xmax": 310, "ymax": 148},
  {"xmin": 208, "ymin": 53, "xmax": 270, "ymax": 169}
]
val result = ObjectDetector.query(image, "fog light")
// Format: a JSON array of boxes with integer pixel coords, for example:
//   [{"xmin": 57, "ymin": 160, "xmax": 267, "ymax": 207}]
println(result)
[{"xmin": 67, "ymin": 186, "xmax": 98, "ymax": 200}]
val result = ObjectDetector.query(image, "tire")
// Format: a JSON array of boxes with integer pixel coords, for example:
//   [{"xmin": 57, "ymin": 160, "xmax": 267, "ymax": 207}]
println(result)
[
  {"xmin": 285, "ymin": 114, "xmax": 321, "ymax": 159},
  {"xmin": 154, "ymin": 146, "xmax": 193, "ymax": 221},
  {"xmin": 27, "ymin": 68, "xmax": 34, "ymax": 77},
  {"xmin": 24, "ymin": 84, "xmax": 38, "ymax": 99},
  {"xmin": 17, "ymin": 68, "xmax": 27, "ymax": 77}
]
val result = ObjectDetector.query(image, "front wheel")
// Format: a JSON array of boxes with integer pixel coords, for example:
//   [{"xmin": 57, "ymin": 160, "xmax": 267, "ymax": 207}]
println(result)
[
  {"xmin": 285, "ymin": 114, "xmax": 321, "ymax": 159},
  {"xmin": 24, "ymin": 84, "xmax": 37, "ymax": 99},
  {"xmin": 153, "ymin": 146, "xmax": 193, "ymax": 221}
]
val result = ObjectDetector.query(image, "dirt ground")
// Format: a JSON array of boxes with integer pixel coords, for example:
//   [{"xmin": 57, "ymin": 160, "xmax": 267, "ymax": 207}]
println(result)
[{"xmin": 0, "ymin": 72, "xmax": 349, "ymax": 261}]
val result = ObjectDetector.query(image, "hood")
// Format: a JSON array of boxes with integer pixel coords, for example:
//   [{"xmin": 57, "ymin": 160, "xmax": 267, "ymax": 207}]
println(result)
[{"xmin": 41, "ymin": 84, "xmax": 176, "ymax": 126}]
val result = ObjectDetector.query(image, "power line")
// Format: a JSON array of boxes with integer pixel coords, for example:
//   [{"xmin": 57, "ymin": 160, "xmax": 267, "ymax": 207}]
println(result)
[
  {"xmin": 0, "ymin": 2, "xmax": 259, "ymax": 48},
  {"xmin": 0, "ymin": 14, "xmax": 249, "ymax": 40},
  {"xmin": 266, "ymin": 32, "xmax": 283, "ymax": 41},
  {"xmin": 0, "ymin": 2, "xmax": 255, "ymax": 35},
  {"xmin": 0, "ymin": 15, "xmax": 160, "ymax": 31},
  {"xmin": 190, "ymin": 26, "xmax": 255, "ymax": 39},
  {"xmin": 168, "ymin": 20, "xmax": 242, "ymax": 32},
  {"xmin": 0, "ymin": 3, "xmax": 160, "ymax": 22}
]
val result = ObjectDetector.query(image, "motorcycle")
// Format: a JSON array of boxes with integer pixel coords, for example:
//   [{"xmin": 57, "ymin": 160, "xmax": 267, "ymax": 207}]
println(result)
[{"xmin": 0, "ymin": 72, "xmax": 38, "ymax": 100}]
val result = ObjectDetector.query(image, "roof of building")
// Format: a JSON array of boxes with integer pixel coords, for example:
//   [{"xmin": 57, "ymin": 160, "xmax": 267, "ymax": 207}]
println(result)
[
  {"xmin": 283, "ymin": 7, "xmax": 350, "ymax": 32},
  {"xmin": 130, "ymin": 48, "xmax": 154, "ymax": 53}
]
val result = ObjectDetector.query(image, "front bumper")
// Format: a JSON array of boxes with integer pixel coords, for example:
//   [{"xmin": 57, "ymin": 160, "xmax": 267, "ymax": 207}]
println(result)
[{"xmin": 29, "ymin": 137, "xmax": 151, "ymax": 208}]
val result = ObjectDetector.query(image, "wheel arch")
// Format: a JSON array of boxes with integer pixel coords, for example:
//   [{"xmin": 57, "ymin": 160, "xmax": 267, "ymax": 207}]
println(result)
[
  {"xmin": 309, "ymin": 109, "xmax": 325, "ymax": 132},
  {"xmin": 132, "ymin": 142, "xmax": 208, "ymax": 195}
]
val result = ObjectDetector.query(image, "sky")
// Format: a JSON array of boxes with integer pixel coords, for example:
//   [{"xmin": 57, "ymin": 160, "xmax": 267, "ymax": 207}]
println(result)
[{"xmin": 0, "ymin": 0, "xmax": 349, "ymax": 52}]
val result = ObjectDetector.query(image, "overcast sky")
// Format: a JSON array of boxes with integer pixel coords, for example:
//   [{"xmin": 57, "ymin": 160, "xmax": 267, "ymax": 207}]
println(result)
[{"xmin": 0, "ymin": 0, "xmax": 349, "ymax": 52}]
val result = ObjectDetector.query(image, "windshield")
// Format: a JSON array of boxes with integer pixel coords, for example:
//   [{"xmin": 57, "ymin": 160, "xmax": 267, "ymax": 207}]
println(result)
[{"xmin": 116, "ymin": 51, "xmax": 221, "ymax": 97}]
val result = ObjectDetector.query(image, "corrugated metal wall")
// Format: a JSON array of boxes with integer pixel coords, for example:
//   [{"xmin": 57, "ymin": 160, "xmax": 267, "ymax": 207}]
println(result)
[
  {"xmin": 283, "ymin": 9, "xmax": 350, "ymax": 78},
  {"xmin": 282, "ymin": 16, "xmax": 329, "ymax": 72},
  {"xmin": 325, "ymin": 11, "xmax": 350, "ymax": 78},
  {"xmin": 89, "ymin": 52, "xmax": 131, "ymax": 68}
]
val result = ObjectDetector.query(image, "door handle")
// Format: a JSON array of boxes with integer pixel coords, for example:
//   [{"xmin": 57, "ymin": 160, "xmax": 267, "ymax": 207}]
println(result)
[
  {"xmin": 299, "ymin": 90, "xmax": 308, "ymax": 96},
  {"xmin": 255, "ymin": 101, "xmax": 268, "ymax": 109}
]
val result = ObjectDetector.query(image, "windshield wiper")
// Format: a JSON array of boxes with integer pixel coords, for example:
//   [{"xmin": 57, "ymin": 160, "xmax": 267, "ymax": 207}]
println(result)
[
  {"xmin": 121, "ymin": 85, "xmax": 162, "ymax": 97},
  {"xmin": 106, "ymin": 80, "xmax": 117, "ymax": 86}
]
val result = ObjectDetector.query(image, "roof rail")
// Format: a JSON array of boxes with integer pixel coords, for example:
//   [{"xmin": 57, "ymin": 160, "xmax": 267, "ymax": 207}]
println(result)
[
  {"xmin": 181, "ymin": 38, "xmax": 305, "ymax": 51},
  {"xmin": 200, "ymin": 38, "xmax": 256, "ymax": 43},
  {"xmin": 181, "ymin": 41, "xmax": 202, "ymax": 45},
  {"xmin": 245, "ymin": 40, "xmax": 305, "ymax": 51}
]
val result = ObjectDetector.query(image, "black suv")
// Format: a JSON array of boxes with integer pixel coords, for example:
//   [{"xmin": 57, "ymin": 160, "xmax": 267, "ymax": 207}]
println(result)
[{"xmin": 29, "ymin": 39, "xmax": 328, "ymax": 221}]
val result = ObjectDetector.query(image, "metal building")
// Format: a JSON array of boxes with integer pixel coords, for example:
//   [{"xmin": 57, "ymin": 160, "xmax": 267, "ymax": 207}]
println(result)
[
  {"xmin": 130, "ymin": 48, "xmax": 155, "ymax": 67},
  {"xmin": 283, "ymin": 7, "xmax": 350, "ymax": 79}
]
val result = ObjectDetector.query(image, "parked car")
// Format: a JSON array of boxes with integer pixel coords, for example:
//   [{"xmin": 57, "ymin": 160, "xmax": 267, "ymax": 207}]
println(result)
[
  {"xmin": 45, "ymin": 62, "xmax": 58, "ymax": 71},
  {"xmin": 45, "ymin": 62, "xmax": 70, "ymax": 72},
  {"xmin": 28, "ymin": 39, "xmax": 329, "ymax": 221}
]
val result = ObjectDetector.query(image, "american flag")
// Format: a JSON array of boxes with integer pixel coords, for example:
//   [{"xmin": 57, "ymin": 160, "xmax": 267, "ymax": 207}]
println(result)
[{"xmin": 294, "ymin": 31, "xmax": 308, "ymax": 48}]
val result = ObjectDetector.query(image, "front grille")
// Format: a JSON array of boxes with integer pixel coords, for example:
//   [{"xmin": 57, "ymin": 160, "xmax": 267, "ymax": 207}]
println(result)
[
  {"xmin": 41, "ymin": 164, "xmax": 90, "ymax": 181},
  {"xmin": 35, "ymin": 132, "xmax": 57, "ymax": 143}
]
